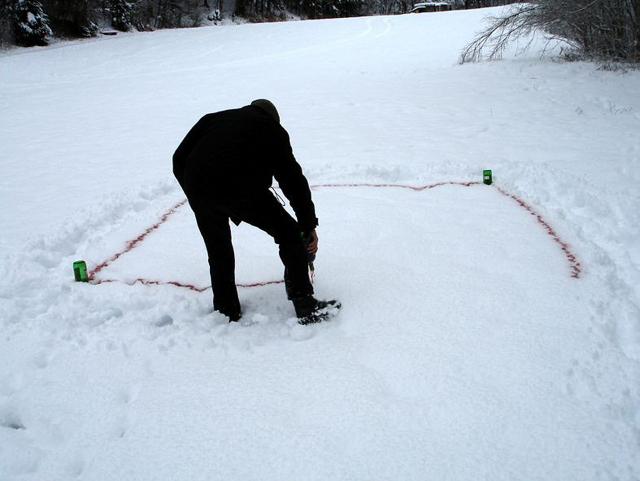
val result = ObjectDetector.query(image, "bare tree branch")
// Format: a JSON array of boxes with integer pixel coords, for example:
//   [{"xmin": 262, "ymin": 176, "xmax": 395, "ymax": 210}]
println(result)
[{"xmin": 460, "ymin": 0, "xmax": 640, "ymax": 63}]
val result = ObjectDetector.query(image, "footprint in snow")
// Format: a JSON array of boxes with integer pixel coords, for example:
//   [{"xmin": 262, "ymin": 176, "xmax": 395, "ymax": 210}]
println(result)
[
  {"xmin": 110, "ymin": 414, "xmax": 129, "ymax": 439},
  {"xmin": 155, "ymin": 314, "xmax": 173, "ymax": 327},
  {"xmin": 31, "ymin": 351, "xmax": 50, "ymax": 369},
  {"xmin": 116, "ymin": 383, "xmax": 140, "ymax": 405},
  {"xmin": 65, "ymin": 453, "xmax": 85, "ymax": 477},
  {"xmin": 0, "ymin": 410, "xmax": 25, "ymax": 430}
]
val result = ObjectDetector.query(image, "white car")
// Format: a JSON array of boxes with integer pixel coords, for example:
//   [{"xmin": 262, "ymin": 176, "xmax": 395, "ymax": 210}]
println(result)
[{"xmin": 410, "ymin": 1, "xmax": 454, "ymax": 13}]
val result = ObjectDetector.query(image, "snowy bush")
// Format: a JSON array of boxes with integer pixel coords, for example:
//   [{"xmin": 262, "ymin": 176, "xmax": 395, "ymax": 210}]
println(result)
[
  {"xmin": 109, "ymin": 0, "xmax": 135, "ymax": 31},
  {"xmin": 13, "ymin": 0, "xmax": 53, "ymax": 46}
]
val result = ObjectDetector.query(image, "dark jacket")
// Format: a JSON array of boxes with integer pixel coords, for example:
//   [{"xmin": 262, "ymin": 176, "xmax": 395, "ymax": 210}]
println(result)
[{"xmin": 173, "ymin": 105, "xmax": 318, "ymax": 232}]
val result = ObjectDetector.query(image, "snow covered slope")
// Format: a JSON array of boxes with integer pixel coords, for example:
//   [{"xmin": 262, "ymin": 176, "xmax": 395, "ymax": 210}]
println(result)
[{"xmin": 1, "ymin": 8, "xmax": 640, "ymax": 480}]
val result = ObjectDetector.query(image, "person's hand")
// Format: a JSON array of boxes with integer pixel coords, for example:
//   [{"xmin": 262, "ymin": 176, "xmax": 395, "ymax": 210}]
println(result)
[{"xmin": 303, "ymin": 230, "xmax": 318, "ymax": 259}]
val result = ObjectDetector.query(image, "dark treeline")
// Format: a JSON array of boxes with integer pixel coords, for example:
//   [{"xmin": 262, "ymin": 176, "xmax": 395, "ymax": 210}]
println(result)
[
  {"xmin": 4, "ymin": 0, "xmax": 636, "ymax": 62},
  {"xmin": 0, "ymin": 0, "xmax": 514, "ymax": 47},
  {"xmin": 240, "ymin": 0, "xmax": 516, "ymax": 18}
]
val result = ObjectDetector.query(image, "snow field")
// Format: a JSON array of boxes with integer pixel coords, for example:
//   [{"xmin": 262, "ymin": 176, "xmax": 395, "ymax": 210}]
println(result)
[{"xmin": 1, "ymin": 6, "xmax": 640, "ymax": 481}]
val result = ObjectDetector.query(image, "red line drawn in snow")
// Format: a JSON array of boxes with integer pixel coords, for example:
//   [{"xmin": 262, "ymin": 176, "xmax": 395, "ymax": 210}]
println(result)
[
  {"xmin": 311, "ymin": 181, "xmax": 481, "ymax": 191},
  {"xmin": 88, "ymin": 181, "xmax": 582, "ymax": 290},
  {"xmin": 88, "ymin": 199, "xmax": 188, "ymax": 281},
  {"xmin": 92, "ymin": 278, "xmax": 206, "ymax": 291},
  {"xmin": 494, "ymin": 186, "xmax": 582, "ymax": 279},
  {"xmin": 92, "ymin": 277, "xmax": 284, "ymax": 291}
]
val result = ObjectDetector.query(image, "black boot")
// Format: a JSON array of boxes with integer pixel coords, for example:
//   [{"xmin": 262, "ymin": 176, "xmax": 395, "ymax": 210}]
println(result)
[
  {"xmin": 293, "ymin": 296, "xmax": 341, "ymax": 325},
  {"xmin": 215, "ymin": 307, "xmax": 241, "ymax": 323}
]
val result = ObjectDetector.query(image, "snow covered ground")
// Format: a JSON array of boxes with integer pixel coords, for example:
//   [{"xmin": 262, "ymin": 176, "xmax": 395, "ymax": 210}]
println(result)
[{"xmin": 1, "ymin": 7, "xmax": 640, "ymax": 480}]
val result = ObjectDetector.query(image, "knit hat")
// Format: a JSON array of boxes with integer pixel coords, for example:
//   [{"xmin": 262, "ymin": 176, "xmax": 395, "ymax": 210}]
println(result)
[{"xmin": 250, "ymin": 99, "xmax": 280, "ymax": 123}]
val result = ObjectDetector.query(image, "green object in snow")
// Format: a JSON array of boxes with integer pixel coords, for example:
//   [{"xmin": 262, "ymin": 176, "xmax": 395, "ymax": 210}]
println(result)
[{"xmin": 73, "ymin": 260, "xmax": 88, "ymax": 282}]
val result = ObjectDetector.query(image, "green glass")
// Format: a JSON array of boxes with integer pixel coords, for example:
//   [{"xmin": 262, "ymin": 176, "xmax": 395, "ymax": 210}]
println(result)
[
  {"xmin": 73, "ymin": 260, "xmax": 89, "ymax": 282},
  {"xmin": 483, "ymin": 169, "xmax": 493, "ymax": 185}
]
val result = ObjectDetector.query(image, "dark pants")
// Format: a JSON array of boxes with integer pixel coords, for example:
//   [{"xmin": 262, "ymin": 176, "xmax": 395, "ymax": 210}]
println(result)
[{"xmin": 187, "ymin": 191, "xmax": 313, "ymax": 318}]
